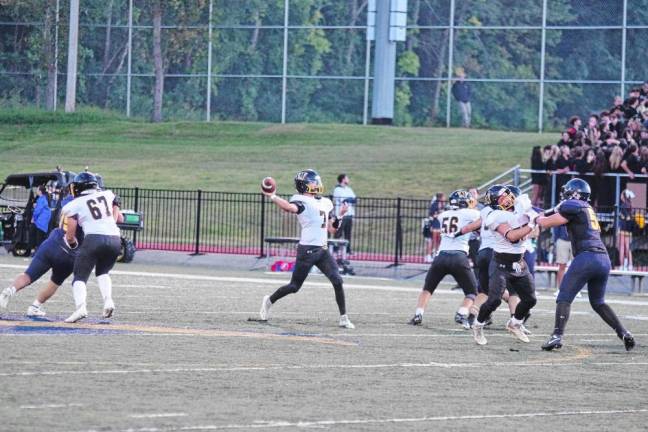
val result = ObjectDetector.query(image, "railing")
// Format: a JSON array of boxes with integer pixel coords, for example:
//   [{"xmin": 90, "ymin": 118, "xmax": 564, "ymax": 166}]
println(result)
[{"xmin": 105, "ymin": 185, "xmax": 648, "ymax": 270}]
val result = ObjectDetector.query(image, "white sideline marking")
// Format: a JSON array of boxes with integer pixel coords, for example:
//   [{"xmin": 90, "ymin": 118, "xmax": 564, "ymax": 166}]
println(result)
[
  {"xmin": 20, "ymin": 403, "xmax": 84, "ymax": 409},
  {"xmin": 129, "ymin": 413, "xmax": 187, "ymax": 419},
  {"xmin": 2, "ymin": 263, "xmax": 648, "ymax": 305},
  {"xmin": 78, "ymin": 409, "xmax": 648, "ymax": 431},
  {"xmin": 3, "ymin": 360, "xmax": 648, "ymax": 378}
]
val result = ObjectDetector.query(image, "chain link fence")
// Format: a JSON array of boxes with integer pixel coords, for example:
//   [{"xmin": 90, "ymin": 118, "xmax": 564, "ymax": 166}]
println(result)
[{"xmin": 1, "ymin": 0, "xmax": 647, "ymax": 131}]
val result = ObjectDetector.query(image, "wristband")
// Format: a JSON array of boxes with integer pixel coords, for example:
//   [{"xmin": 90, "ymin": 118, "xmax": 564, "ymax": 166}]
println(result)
[{"xmin": 270, "ymin": 194, "xmax": 277, "ymax": 201}]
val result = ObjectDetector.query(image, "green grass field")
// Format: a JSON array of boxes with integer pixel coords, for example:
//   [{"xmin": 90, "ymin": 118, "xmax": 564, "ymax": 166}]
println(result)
[{"xmin": 0, "ymin": 109, "xmax": 557, "ymax": 197}]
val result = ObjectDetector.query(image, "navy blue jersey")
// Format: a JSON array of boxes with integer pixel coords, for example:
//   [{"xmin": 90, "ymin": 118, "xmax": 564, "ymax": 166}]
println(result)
[
  {"xmin": 41, "ymin": 227, "xmax": 83, "ymax": 258},
  {"xmin": 558, "ymin": 199, "xmax": 607, "ymax": 255}
]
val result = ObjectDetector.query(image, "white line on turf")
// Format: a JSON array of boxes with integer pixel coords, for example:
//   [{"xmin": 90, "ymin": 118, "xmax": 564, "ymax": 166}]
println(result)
[
  {"xmin": 3, "ymin": 360, "xmax": 648, "ymax": 378},
  {"xmin": 129, "ymin": 413, "xmax": 188, "ymax": 419},
  {"xmin": 20, "ymin": 403, "xmax": 84, "ymax": 409},
  {"xmin": 76, "ymin": 408, "xmax": 648, "ymax": 431}
]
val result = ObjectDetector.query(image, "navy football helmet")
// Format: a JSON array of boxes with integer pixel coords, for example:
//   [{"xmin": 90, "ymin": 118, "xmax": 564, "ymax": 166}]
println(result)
[
  {"xmin": 560, "ymin": 178, "xmax": 591, "ymax": 202},
  {"xmin": 294, "ymin": 169, "xmax": 323, "ymax": 195},
  {"xmin": 448, "ymin": 189, "xmax": 471, "ymax": 209},
  {"xmin": 72, "ymin": 172, "xmax": 99, "ymax": 196},
  {"xmin": 505, "ymin": 184, "xmax": 521, "ymax": 197},
  {"xmin": 486, "ymin": 184, "xmax": 515, "ymax": 211}
]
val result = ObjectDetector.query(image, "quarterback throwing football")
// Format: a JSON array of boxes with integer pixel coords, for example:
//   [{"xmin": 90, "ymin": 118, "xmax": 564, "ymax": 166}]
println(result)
[{"xmin": 259, "ymin": 169, "xmax": 354, "ymax": 329}]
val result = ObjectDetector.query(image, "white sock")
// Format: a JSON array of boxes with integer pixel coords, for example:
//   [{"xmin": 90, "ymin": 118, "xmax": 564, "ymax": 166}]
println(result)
[
  {"xmin": 32, "ymin": 300, "xmax": 42, "ymax": 308},
  {"xmin": 72, "ymin": 281, "xmax": 87, "ymax": 309},
  {"xmin": 5, "ymin": 286, "xmax": 16, "ymax": 296},
  {"xmin": 510, "ymin": 316, "xmax": 524, "ymax": 326},
  {"xmin": 415, "ymin": 308, "xmax": 424, "ymax": 316},
  {"xmin": 475, "ymin": 320, "xmax": 484, "ymax": 327},
  {"xmin": 97, "ymin": 274, "xmax": 112, "ymax": 302},
  {"xmin": 457, "ymin": 307, "xmax": 469, "ymax": 316}
]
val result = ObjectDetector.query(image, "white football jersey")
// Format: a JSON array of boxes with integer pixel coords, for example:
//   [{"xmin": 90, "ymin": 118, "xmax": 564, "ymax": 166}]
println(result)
[
  {"xmin": 290, "ymin": 194, "xmax": 333, "ymax": 247},
  {"xmin": 438, "ymin": 208, "xmax": 480, "ymax": 253},
  {"xmin": 62, "ymin": 189, "xmax": 120, "ymax": 236},
  {"xmin": 485, "ymin": 209, "xmax": 527, "ymax": 254},
  {"xmin": 478, "ymin": 206, "xmax": 497, "ymax": 251}
]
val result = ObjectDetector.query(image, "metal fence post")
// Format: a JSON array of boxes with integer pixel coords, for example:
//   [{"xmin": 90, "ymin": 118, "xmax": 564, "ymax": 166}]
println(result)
[
  {"xmin": 280, "ymin": 0, "xmax": 289, "ymax": 124},
  {"xmin": 133, "ymin": 186, "xmax": 139, "ymax": 247},
  {"xmin": 550, "ymin": 173, "xmax": 556, "ymax": 207},
  {"xmin": 614, "ymin": 176, "xmax": 621, "ymax": 265},
  {"xmin": 538, "ymin": 0, "xmax": 547, "ymax": 133},
  {"xmin": 394, "ymin": 197, "xmax": 402, "ymax": 267},
  {"xmin": 126, "ymin": 0, "xmax": 133, "ymax": 117},
  {"xmin": 445, "ymin": 0, "xmax": 456, "ymax": 128},
  {"xmin": 259, "ymin": 193, "xmax": 266, "ymax": 257},
  {"xmin": 206, "ymin": 0, "xmax": 213, "ymax": 122},
  {"xmin": 192, "ymin": 189, "xmax": 203, "ymax": 255}
]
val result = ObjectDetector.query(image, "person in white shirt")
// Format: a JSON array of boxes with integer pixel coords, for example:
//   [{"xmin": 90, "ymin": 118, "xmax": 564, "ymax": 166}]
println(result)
[
  {"xmin": 470, "ymin": 186, "xmax": 538, "ymax": 345},
  {"xmin": 259, "ymin": 169, "xmax": 354, "ymax": 329},
  {"xmin": 408, "ymin": 190, "xmax": 480, "ymax": 328},
  {"xmin": 60, "ymin": 172, "xmax": 123, "ymax": 323},
  {"xmin": 332, "ymin": 173, "xmax": 357, "ymax": 265}
]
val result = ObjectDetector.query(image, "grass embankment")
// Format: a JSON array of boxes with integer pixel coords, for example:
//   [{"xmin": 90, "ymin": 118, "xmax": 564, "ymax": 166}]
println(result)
[{"xmin": 0, "ymin": 108, "xmax": 556, "ymax": 197}]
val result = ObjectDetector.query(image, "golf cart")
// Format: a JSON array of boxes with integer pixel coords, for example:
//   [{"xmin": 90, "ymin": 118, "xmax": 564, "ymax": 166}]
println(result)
[{"xmin": 0, "ymin": 171, "xmax": 143, "ymax": 263}]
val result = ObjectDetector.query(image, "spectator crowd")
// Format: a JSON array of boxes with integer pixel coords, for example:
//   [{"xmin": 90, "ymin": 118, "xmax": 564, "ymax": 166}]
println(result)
[{"xmin": 530, "ymin": 81, "xmax": 648, "ymax": 208}]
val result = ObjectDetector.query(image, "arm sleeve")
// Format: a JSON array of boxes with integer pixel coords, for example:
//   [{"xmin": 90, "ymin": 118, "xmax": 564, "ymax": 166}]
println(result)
[
  {"xmin": 33, "ymin": 197, "xmax": 46, "ymax": 218},
  {"xmin": 113, "ymin": 193, "xmax": 122, "ymax": 208},
  {"xmin": 291, "ymin": 201, "xmax": 305, "ymax": 214}
]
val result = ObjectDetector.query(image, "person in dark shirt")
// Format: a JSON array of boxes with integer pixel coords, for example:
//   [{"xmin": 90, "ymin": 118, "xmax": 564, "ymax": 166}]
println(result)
[
  {"xmin": 536, "ymin": 178, "xmax": 635, "ymax": 352},
  {"xmin": 451, "ymin": 68, "xmax": 471, "ymax": 128},
  {"xmin": 0, "ymin": 194, "xmax": 82, "ymax": 317},
  {"xmin": 531, "ymin": 146, "xmax": 547, "ymax": 207},
  {"xmin": 617, "ymin": 189, "xmax": 635, "ymax": 270},
  {"xmin": 554, "ymin": 145, "xmax": 572, "ymax": 192}
]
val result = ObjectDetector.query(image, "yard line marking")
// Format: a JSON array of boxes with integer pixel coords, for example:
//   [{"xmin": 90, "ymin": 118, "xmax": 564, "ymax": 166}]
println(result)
[
  {"xmin": 0, "ymin": 320, "xmax": 355, "ymax": 347},
  {"xmin": 3, "ymin": 359, "xmax": 646, "ymax": 378},
  {"xmin": 20, "ymin": 403, "xmax": 84, "ymax": 409},
  {"xmin": 129, "ymin": 413, "xmax": 188, "ymax": 419},
  {"xmin": 74, "ymin": 408, "xmax": 648, "ymax": 431}
]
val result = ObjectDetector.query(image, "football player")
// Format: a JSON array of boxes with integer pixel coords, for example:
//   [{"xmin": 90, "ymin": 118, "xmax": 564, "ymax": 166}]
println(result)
[
  {"xmin": 471, "ymin": 185, "xmax": 537, "ymax": 345},
  {"xmin": 535, "ymin": 178, "xmax": 635, "ymax": 351},
  {"xmin": 455, "ymin": 185, "xmax": 502, "ymax": 327},
  {"xmin": 60, "ymin": 172, "xmax": 123, "ymax": 323},
  {"xmin": 0, "ymin": 186, "xmax": 81, "ymax": 316},
  {"xmin": 259, "ymin": 169, "xmax": 354, "ymax": 329},
  {"xmin": 408, "ymin": 189, "xmax": 480, "ymax": 328}
]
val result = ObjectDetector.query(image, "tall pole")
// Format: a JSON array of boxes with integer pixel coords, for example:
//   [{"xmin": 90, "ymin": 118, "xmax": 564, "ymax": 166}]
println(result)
[
  {"xmin": 64, "ymin": 0, "xmax": 80, "ymax": 113},
  {"xmin": 445, "ymin": 0, "xmax": 455, "ymax": 128},
  {"xmin": 126, "ymin": 0, "xmax": 133, "ymax": 117},
  {"xmin": 53, "ymin": 0, "xmax": 60, "ymax": 111},
  {"xmin": 280, "ymin": 0, "xmax": 289, "ymax": 124},
  {"xmin": 206, "ymin": 0, "xmax": 213, "ymax": 121},
  {"xmin": 538, "ymin": 0, "xmax": 547, "ymax": 133},
  {"xmin": 620, "ymin": 0, "xmax": 628, "ymax": 97},
  {"xmin": 362, "ymin": 37, "xmax": 371, "ymax": 125},
  {"xmin": 370, "ymin": 0, "xmax": 396, "ymax": 124}
]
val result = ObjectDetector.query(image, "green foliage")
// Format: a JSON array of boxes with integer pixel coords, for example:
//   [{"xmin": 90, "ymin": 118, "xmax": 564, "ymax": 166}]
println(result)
[{"xmin": 0, "ymin": 0, "xmax": 646, "ymax": 129}]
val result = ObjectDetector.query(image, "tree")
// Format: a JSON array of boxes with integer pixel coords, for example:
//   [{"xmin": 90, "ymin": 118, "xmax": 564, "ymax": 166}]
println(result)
[{"xmin": 152, "ymin": 0, "xmax": 164, "ymax": 122}]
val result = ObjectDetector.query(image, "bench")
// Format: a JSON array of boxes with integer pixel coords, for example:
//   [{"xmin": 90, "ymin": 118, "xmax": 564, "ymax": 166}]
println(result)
[
  {"xmin": 535, "ymin": 265, "xmax": 648, "ymax": 293},
  {"xmin": 263, "ymin": 237, "xmax": 349, "ymax": 268}
]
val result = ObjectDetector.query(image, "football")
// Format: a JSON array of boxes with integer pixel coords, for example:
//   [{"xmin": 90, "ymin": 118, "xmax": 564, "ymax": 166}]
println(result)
[{"xmin": 261, "ymin": 176, "xmax": 276, "ymax": 194}]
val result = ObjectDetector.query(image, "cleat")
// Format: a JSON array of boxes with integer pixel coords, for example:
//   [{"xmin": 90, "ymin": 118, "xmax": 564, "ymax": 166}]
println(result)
[
  {"xmin": 102, "ymin": 298, "xmax": 115, "ymax": 319},
  {"xmin": 472, "ymin": 322, "xmax": 487, "ymax": 345},
  {"xmin": 484, "ymin": 316, "xmax": 493, "ymax": 328},
  {"xmin": 454, "ymin": 312, "xmax": 464, "ymax": 324},
  {"xmin": 26, "ymin": 305, "xmax": 46, "ymax": 317},
  {"xmin": 339, "ymin": 314, "xmax": 355, "ymax": 329},
  {"xmin": 259, "ymin": 295, "xmax": 272, "ymax": 321},
  {"xmin": 506, "ymin": 319, "xmax": 530, "ymax": 343},
  {"xmin": 0, "ymin": 288, "xmax": 12, "ymax": 309},
  {"xmin": 461, "ymin": 317, "xmax": 471, "ymax": 330},
  {"xmin": 408, "ymin": 314, "xmax": 422, "ymax": 326},
  {"xmin": 64, "ymin": 305, "xmax": 88, "ymax": 323},
  {"xmin": 542, "ymin": 334, "xmax": 563, "ymax": 351},
  {"xmin": 622, "ymin": 332, "xmax": 635, "ymax": 352},
  {"xmin": 520, "ymin": 323, "xmax": 532, "ymax": 336}
]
